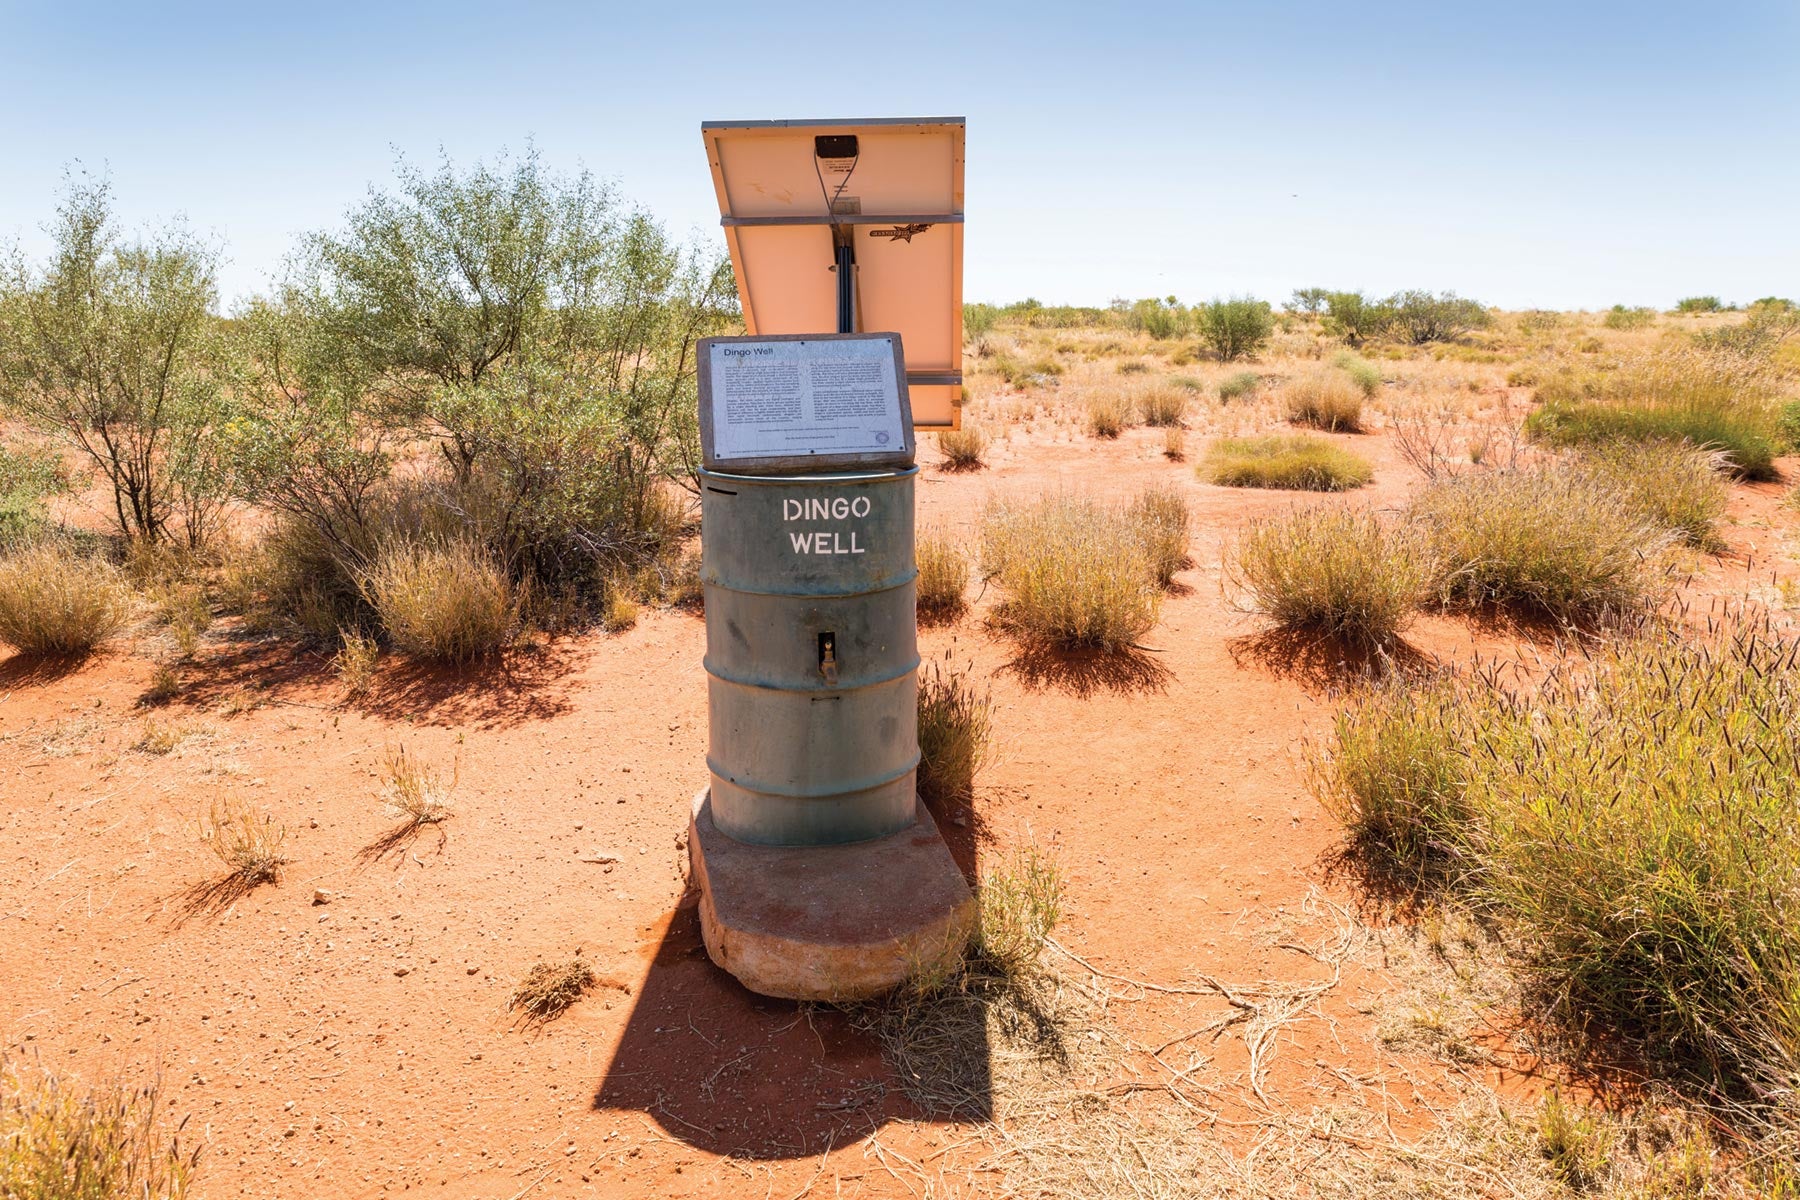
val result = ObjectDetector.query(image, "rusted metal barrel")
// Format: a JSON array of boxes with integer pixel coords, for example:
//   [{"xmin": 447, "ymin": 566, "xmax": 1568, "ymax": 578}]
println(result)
[{"xmin": 699, "ymin": 465, "xmax": 920, "ymax": 846}]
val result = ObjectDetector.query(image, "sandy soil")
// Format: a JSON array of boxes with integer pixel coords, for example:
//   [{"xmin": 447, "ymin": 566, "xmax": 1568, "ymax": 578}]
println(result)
[{"xmin": 3, "ymin": 401, "xmax": 1797, "ymax": 1198}]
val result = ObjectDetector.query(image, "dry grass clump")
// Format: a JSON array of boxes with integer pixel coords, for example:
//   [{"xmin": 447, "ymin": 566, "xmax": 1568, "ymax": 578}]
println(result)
[
  {"xmin": 1319, "ymin": 618, "xmax": 1800, "ymax": 1100},
  {"xmin": 1228, "ymin": 508, "xmax": 1430, "ymax": 651},
  {"xmin": 1218, "ymin": 370, "xmax": 1260, "ymax": 402},
  {"xmin": 509, "ymin": 958, "xmax": 595, "ymax": 1024},
  {"xmin": 201, "ymin": 797, "xmax": 288, "ymax": 887},
  {"xmin": 936, "ymin": 424, "xmax": 989, "ymax": 470},
  {"xmin": 1125, "ymin": 483, "xmax": 1190, "ymax": 587},
  {"xmin": 980, "ymin": 494, "xmax": 1161, "ymax": 650},
  {"xmin": 361, "ymin": 539, "xmax": 516, "ymax": 662},
  {"xmin": 1332, "ymin": 351, "xmax": 1383, "ymax": 398},
  {"xmin": 1203, "ymin": 434, "xmax": 1374, "ymax": 492},
  {"xmin": 330, "ymin": 628, "xmax": 378, "ymax": 697},
  {"xmin": 1161, "ymin": 427, "xmax": 1185, "ymax": 461},
  {"xmin": 1084, "ymin": 392, "xmax": 1131, "ymax": 439},
  {"xmin": 1134, "ymin": 383, "xmax": 1187, "ymax": 427},
  {"xmin": 0, "ymin": 541, "xmax": 131, "ymax": 656},
  {"xmin": 134, "ymin": 717, "xmax": 198, "ymax": 756},
  {"xmin": 0, "ymin": 1057, "xmax": 200, "ymax": 1200},
  {"xmin": 1577, "ymin": 441, "xmax": 1730, "ymax": 550},
  {"xmin": 1410, "ymin": 462, "xmax": 1672, "ymax": 624},
  {"xmin": 1284, "ymin": 368, "xmax": 1366, "ymax": 431},
  {"xmin": 380, "ymin": 744, "xmax": 455, "ymax": 828},
  {"xmin": 974, "ymin": 844, "xmax": 1065, "ymax": 979},
  {"xmin": 916, "ymin": 661, "xmax": 992, "ymax": 806},
  {"xmin": 915, "ymin": 531, "xmax": 970, "ymax": 619},
  {"xmin": 598, "ymin": 578, "xmax": 639, "ymax": 632}
]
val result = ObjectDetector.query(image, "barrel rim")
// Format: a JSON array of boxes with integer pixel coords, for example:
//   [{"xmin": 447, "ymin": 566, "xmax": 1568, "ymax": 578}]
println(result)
[{"xmin": 699, "ymin": 464, "xmax": 920, "ymax": 486}]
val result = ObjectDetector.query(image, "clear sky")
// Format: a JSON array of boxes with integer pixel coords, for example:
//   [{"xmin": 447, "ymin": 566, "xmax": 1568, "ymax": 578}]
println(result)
[{"xmin": 3, "ymin": 0, "xmax": 1795, "ymax": 311}]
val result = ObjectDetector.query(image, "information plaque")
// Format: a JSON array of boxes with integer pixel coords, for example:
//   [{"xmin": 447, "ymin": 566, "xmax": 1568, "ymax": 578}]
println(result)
[{"xmin": 698, "ymin": 333, "xmax": 916, "ymax": 474}]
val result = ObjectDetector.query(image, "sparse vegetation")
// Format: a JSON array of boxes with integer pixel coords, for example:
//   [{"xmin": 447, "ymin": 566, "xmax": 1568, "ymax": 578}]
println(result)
[
  {"xmin": 1227, "ymin": 507, "xmax": 1429, "ymax": 650},
  {"xmin": 379, "ymin": 744, "xmax": 455, "ymax": 828},
  {"xmin": 1674, "ymin": 295, "xmax": 1724, "ymax": 313},
  {"xmin": 1283, "ymin": 369, "xmax": 1366, "ymax": 431},
  {"xmin": 973, "ymin": 844, "xmax": 1064, "ymax": 978},
  {"xmin": 1217, "ymin": 371, "xmax": 1259, "ymax": 402},
  {"xmin": 1411, "ymin": 461, "xmax": 1672, "ymax": 623},
  {"xmin": 1161, "ymin": 426, "xmax": 1185, "ymax": 461},
  {"xmin": 201, "ymin": 797, "xmax": 288, "ymax": 888},
  {"xmin": 936, "ymin": 423, "xmax": 989, "ymax": 470},
  {"xmin": 916, "ymin": 531, "xmax": 970, "ymax": 619},
  {"xmin": 331, "ymin": 628, "xmax": 379, "ymax": 696},
  {"xmin": 1125, "ymin": 483, "xmax": 1189, "ymax": 587},
  {"xmin": 1134, "ymin": 384, "xmax": 1186, "ymax": 427},
  {"xmin": 980, "ymin": 494, "xmax": 1161, "ymax": 650},
  {"xmin": 1332, "ymin": 351, "xmax": 1382, "ymax": 398},
  {"xmin": 0, "ymin": 1057, "xmax": 200, "ymax": 1200},
  {"xmin": 509, "ymin": 959, "xmax": 595, "ymax": 1024},
  {"xmin": 1204, "ymin": 435, "xmax": 1373, "ymax": 491},
  {"xmin": 1084, "ymin": 392, "xmax": 1130, "ymax": 438},
  {"xmin": 0, "ymin": 541, "xmax": 131, "ymax": 656},
  {"xmin": 1195, "ymin": 296, "xmax": 1274, "ymax": 362},
  {"xmin": 361, "ymin": 539, "xmax": 517, "ymax": 662},
  {"xmin": 916, "ymin": 661, "xmax": 993, "ymax": 806},
  {"xmin": 1603, "ymin": 304, "xmax": 1656, "ymax": 330}
]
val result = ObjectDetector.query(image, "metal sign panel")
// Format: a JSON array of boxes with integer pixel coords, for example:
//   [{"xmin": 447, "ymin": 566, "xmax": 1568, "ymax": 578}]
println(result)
[
  {"xmin": 701, "ymin": 117, "xmax": 965, "ymax": 430},
  {"xmin": 698, "ymin": 333, "xmax": 915, "ymax": 474}
]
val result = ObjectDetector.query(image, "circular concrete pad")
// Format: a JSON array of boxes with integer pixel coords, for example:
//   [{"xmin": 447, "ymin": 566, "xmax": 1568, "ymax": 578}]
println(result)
[{"xmin": 688, "ymin": 790, "xmax": 975, "ymax": 1001}]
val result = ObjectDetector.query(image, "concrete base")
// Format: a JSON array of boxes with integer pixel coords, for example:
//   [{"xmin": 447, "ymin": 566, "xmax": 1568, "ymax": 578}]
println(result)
[{"xmin": 688, "ymin": 790, "xmax": 975, "ymax": 1002}]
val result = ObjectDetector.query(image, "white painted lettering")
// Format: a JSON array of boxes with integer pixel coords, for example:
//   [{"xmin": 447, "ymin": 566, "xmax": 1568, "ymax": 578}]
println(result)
[
  {"xmin": 783, "ymin": 498, "xmax": 802, "ymax": 520},
  {"xmin": 788, "ymin": 532, "xmax": 814, "ymax": 553},
  {"xmin": 850, "ymin": 532, "xmax": 863, "ymax": 554},
  {"xmin": 851, "ymin": 496, "xmax": 871, "ymax": 517},
  {"xmin": 831, "ymin": 497, "xmax": 849, "ymax": 519}
]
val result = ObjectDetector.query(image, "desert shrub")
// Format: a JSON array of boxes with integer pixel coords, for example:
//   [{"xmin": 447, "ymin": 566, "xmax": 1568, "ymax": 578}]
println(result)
[
  {"xmin": 1515, "ymin": 310, "xmax": 1564, "ymax": 336},
  {"xmin": 1135, "ymin": 384, "xmax": 1187, "ymax": 427},
  {"xmin": 936, "ymin": 424, "xmax": 988, "ymax": 470},
  {"xmin": 0, "ymin": 442, "xmax": 67, "ymax": 545},
  {"xmin": 0, "ymin": 541, "xmax": 131, "ymax": 656},
  {"xmin": 0, "ymin": 178, "xmax": 233, "ymax": 547},
  {"xmin": 975, "ymin": 844, "xmax": 1064, "ymax": 978},
  {"xmin": 980, "ymin": 494, "xmax": 1161, "ymax": 650},
  {"xmin": 1410, "ymin": 462, "xmax": 1672, "ymax": 623},
  {"xmin": 1322, "ymin": 291, "xmax": 1392, "ymax": 346},
  {"xmin": 1162, "ymin": 427, "xmax": 1186, "ymax": 461},
  {"xmin": 1227, "ymin": 507, "xmax": 1429, "ymax": 650},
  {"xmin": 599, "ymin": 578, "xmax": 639, "ymax": 632},
  {"xmin": 1217, "ymin": 371, "xmax": 1259, "ymax": 402},
  {"xmin": 1125, "ymin": 483, "xmax": 1190, "ymax": 587},
  {"xmin": 1203, "ymin": 435, "xmax": 1373, "ymax": 492},
  {"xmin": 915, "ymin": 532, "xmax": 970, "ymax": 618},
  {"xmin": 362, "ymin": 539, "xmax": 517, "ymax": 661},
  {"xmin": 331, "ymin": 628, "xmax": 379, "ymax": 696},
  {"xmin": 1196, "ymin": 296, "xmax": 1274, "ymax": 362},
  {"xmin": 1674, "ymin": 295, "xmax": 1724, "ymax": 313},
  {"xmin": 1284, "ymin": 369, "xmax": 1366, "ymax": 431},
  {"xmin": 1779, "ymin": 400, "xmax": 1800, "ymax": 453},
  {"xmin": 963, "ymin": 302, "xmax": 1000, "ymax": 338},
  {"xmin": 1331, "ymin": 352, "xmax": 1382, "ymax": 398},
  {"xmin": 1603, "ymin": 304, "xmax": 1656, "ymax": 330},
  {"xmin": 1695, "ymin": 303, "xmax": 1800, "ymax": 357},
  {"xmin": 0, "ymin": 1057, "xmax": 200, "ymax": 1200},
  {"xmin": 1288, "ymin": 287, "xmax": 1330, "ymax": 316},
  {"xmin": 1115, "ymin": 360, "xmax": 1150, "ymax": 375},
  {"xmin": 1385, "ymin": 290, "xmax": 1492, "ymax": 344},
  {"xmin": 202, "ymin": 797, "xmax": 288, "ymax": 887},
  {"xmin": 916, "ymin": 662, "xmax": 993, "ymax": 806},
  {"xmin": 1577, "ymin": 441, "xmax": 1729, "ymax": 550},
  {"xmin": 1525, "ymin": 352, "xmax": 1781, "ymax": 479},
  {"xmin": 1085, "ymin": 392, "xmax": 1130, "ymax": 439},
  {"xmin": 1127, "ymin": 298, "xmax": 1187, "ymax": 340},
  {"xmin": 510, "ymin": 959, "xmax": 595, "ymax": 1024}
]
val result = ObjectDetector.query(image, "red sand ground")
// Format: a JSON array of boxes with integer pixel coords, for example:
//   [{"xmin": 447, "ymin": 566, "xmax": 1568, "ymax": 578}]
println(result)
[{"xmin": 3, "ymin": 419, "xmax": 1796, "ymax": 1198}]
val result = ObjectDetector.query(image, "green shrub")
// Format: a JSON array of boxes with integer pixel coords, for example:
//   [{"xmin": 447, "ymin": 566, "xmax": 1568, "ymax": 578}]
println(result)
[
  {"xmin": 1603, "ymin": 304, "xmax": 1656, "ymax": 330},
  {"xmin": 1288, "ymin": 287, "xmax": 1330, "ymax": 316},
  {"xmin": 1410, "ymin": 463, "xmax": 1671, "ymax": 623},
  {"xmin": 980, "ymin": 494, "xmax": 1161, "ymax": 650},
  {"xmin": 1284, "ymin": 369, "xmax": 1366, "ymax": 431},
  {"xmin": 963, "ymin": 303, "xmax": 1000, "ymax": 337},
  {"xmin": 0, "ymin": 541, "xmax": 131, "ymax": 656},
  {"xmin": 0, "ymin": 443, "xmax": 66, "ymax": 545},
  {"xmin": 1576, "ymin": 441, "xmax": 1729, "ymax": 550},
  {"xmin": 1218, "ymin": 371, "xmax": 1260, "ymax": 402},
  {"xmin": 916, "ymin": 662, "xmax": 992, "ymax": 806},
  {"xmin": 1227, "ymin": 507, "xmax": 1429, "ymax": 650},
  {"xmin": 1384, "ymin": 290, "xmax": 1492, "ymax": 344},
  {"xmin": 1125, "ymin": 483, "xmax": 1190, "ymax": 587},
  {"xmin": 362, "ymin": 539, "xmax": 517, "ymax": 662},
  {"xmin": 1128, "ymin": 298, "xmax": 1187, "ymax": 340},
  {"xmin": 976, "ymin": 844, "xmax": 1064, "ymax": 978},
  {"xmin": 1331, "ymin": 352, "xmax": 1382, "ymax": 398},
  {"xmin": 1203, "ymin": 435, "xmax": 1373, "ymax": 492},
  {"xmin": 1196, "ymin": 296, "xmax": 1274, "ymax": 362},
  {"xmin": 1674, "ymin": 295, "xmax": 1724, "ymax": 313},
  {"xmin": 1779, "ymin": 399, "xmax": 1800, "ymax": 454},
  {"xmin": 1525, "ymin": 353, "xmax": 1781, "ymax": 479},
  {"xmin": 1322, "ymin": 291, "xmax": 1392, "ymax": 346}
]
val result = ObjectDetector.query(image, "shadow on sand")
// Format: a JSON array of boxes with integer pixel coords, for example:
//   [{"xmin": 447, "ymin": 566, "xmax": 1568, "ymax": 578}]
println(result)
[{"xmin": 998, "ymin": 643, "xmax": 1172, "ymax": 698}]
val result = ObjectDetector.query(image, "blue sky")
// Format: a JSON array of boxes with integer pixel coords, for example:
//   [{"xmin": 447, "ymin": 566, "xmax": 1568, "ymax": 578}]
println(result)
[{"xmin": 3, "ymin": 0, "xmax": 1795, "ymax": 310}]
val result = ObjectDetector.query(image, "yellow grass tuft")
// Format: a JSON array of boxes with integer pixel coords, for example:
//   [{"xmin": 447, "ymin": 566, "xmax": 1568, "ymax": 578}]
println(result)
[{"xmin": 0, "ymin": 541, "xmax": 131, "ymax": 656}]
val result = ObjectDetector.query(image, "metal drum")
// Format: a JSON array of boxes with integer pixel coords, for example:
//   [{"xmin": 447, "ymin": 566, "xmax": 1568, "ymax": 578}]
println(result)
[{"xmin": 699, "ymin": 465, "xmax": 920, "ymax": 846}]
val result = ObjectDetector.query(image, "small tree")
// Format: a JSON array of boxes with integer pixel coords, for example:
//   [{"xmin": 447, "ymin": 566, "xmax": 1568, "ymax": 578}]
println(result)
[
  {"xmin": 1322, "ymin": 291, "xmax": 1391, "ymax": 346},
  {"xmin": 1674, "ymin": 296, "xmax": 1725, "ymax": 314},
  {"xmin": 1197, "ymin": 296, "xmax": 1274, "ymax": 362},
  {"xmin": 1128, "ymin": 297, "xmax": 1187, "ymax": 340},
  {"xmin": 1288, "ymin": 287, "xmax": 1330, "ymax": 315},
  {"xmin": 0, "ymin": 176, "xmax": 231, "ymax": 545},
  {"xmin": 1384, "ymin": 290, "xmax": 1491, "ymax": 344}
]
